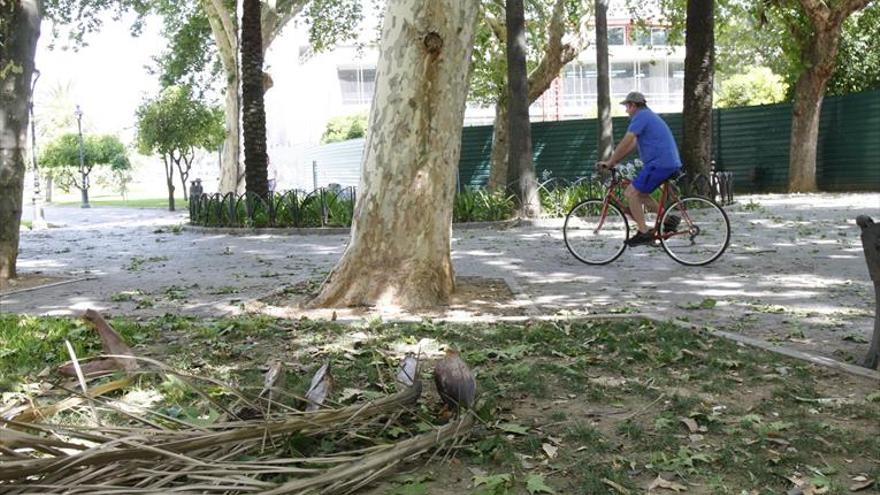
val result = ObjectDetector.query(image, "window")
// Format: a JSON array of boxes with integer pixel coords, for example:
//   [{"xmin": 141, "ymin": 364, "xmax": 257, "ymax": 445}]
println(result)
[
  {"xmin": 562, "ymin": 63, "xmax": 598, "ymax": 106},
  {"xmin": 632, "ymin": 28, "xmax": 651, "ymax": 46},
  {"xmin": 611, "ymin": 61, "xmax": 635, "ymax": 94},
  {"xmin": 668, "ymin": 61, "xmax": 685, "ymax": 94},
  {"xmin": 608, "ymin": 27, "xmax": 625, "ymax": 45},
  {"xmin": 651, "ymin": 28, "xmax": 668, "ymax": 46},
  {"xmin": 338, "ymin": 67, "xmax": 376, "ymax": 105}
]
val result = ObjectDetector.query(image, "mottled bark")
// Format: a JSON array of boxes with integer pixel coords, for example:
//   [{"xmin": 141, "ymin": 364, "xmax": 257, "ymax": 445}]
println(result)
[
  {"xmin": 595, "ymin": 0, "xmax": 612, "ymax": 161},
  {"xmin": 788, "ymin": 0, "xmax": 871, "ymax": 192},
  {"xmin": 311, "ymin": 0, "xmax": 479, "ymax": 309},
  {"xmin": 681, "ymin": 0, "xmax": 714, "ymax": 178},
  {"xmin": 241, "ymin": 0, "xmax": 269, "ymax": 198},
  {"xmin": 203, "ymin": 0, "xmax": 242, "ymax": 195},
  {"xmin": 0, "ymin": 0, "xmax": 41, "ymax": 281}
]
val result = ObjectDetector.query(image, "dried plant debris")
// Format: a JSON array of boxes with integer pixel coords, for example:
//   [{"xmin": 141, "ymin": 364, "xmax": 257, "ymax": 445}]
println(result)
[{"xmin": 0, "ymin": 332, "xmax": 475, "ymax": 495}]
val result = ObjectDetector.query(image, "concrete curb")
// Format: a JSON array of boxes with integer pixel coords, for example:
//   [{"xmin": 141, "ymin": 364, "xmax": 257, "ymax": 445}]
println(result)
[
  {"xmin": 181, "ymin": 218, "xmax": 524, "ymax": 236},
  {"xmin": 647, "ymin": 316, "xmax": 880, "ymax": 382},
  {"xmin": 1, "ymin": 276, "xmax": 97, "ymax": 297}
]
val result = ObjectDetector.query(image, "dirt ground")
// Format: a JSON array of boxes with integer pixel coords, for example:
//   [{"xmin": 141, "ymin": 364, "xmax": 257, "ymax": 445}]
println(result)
[{"xmin": 3, "ymin": 192, "xmax": 879, "ymax": 364}]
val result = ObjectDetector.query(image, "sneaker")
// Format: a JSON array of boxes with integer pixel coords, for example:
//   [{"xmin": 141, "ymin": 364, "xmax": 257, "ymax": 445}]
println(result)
[
  {"xmin": 663, "ymin": 214, "xmax": 681, "ymax": 232},
  {"xmin": 625, "ymin": 230, "xmax": 653, "ymax": 247}
]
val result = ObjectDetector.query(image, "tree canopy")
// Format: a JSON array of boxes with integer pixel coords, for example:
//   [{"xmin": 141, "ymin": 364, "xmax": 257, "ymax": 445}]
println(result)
[
  {"xmin": 40, "ymin": 133, "xmax": 130, "ymax": 172},
  {"xmin": 135, "ymin": 85, "xmax": 224, "ymax": 158}
]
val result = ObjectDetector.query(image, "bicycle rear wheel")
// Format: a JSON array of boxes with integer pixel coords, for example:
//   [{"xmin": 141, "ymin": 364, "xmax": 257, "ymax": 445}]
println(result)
[
  {"xmin": 660, "ymin": 197, "xmax": 730, "ymax": 266},
  {"xmin": 564, "ymin": 198, "xmax": 629, "ymax": 265}
]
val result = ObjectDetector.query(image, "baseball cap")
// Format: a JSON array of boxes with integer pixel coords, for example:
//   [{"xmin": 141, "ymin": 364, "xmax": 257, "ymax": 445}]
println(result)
[{"xmin": 620, "ymin": 91, "xmax": 647, "ymax": 105}]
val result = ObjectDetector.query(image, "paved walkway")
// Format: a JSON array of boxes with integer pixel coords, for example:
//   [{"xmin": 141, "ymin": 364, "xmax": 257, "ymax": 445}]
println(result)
[{"xmin": 3, "ymin": 192, "xmax": 878, "ymax": 364}]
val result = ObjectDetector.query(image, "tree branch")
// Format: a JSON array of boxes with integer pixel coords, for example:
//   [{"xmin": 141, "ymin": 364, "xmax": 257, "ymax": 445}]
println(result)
[
  {"xmin": 526, "ymin": 0, "xmax": 588, "ymax": 103},
  {"xmin": 484, "ymin": 10, "xmax": 507, "ymax": 43},
  {"xmin": 832, "ymin": 0, "xmax": 872, "ymax": 25},
  {"xmin": 201, "ymin": 0, "xmax": 237, "ymax": 74},
  {"xmin": 262, "ymin": 0, "xmax": 307, "ymax": 50}
]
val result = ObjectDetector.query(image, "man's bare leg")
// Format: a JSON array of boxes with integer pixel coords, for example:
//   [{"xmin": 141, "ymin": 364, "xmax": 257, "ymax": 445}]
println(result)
[{"xmin": 624, "ymin": 184, "xmax": 658, "ymax": 233}]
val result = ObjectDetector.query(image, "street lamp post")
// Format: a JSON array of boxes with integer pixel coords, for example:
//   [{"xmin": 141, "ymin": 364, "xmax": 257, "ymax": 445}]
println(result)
[
  {"xmin": 74, "ymin": 105, "xmax": 90, "ymax": 208},
  {"xmin": 29, "ymin": 70, "xmax": 47, "ymax": 229}
]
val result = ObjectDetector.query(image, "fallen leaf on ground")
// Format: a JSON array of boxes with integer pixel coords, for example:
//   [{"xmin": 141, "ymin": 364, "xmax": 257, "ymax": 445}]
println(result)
[
  {"xmin": 679, "ymin": 417, "xmax": 699, "ymax": 433},
  {"xmin": 602, "ymin": 478, "xmax": 631, "ymax": 494},
  {"xmin": 849, "ymin": 476, "xmax": 875, "ymax": 492},
  {"xmin": 542, "ymin": 443, "xmax": 558, "ymax": 459},
  {"xmin": 648, "ymin": 475, "xmax": 687, "ymax": 492},
  {"xmin": 525, "ymin": 474, "xmax": 556, "ymax": 494}
]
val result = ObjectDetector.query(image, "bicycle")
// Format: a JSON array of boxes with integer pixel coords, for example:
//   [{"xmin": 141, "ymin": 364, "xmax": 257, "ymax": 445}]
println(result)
[{"xmin": 563, "ymin": 167, "xmax": 731, "ymax": 266}]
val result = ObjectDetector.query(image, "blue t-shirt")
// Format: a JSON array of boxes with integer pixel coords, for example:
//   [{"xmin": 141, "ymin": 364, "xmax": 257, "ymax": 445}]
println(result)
[{"xmin": 627, "ymin": 107, "xmax": 682, "ymax": 170}]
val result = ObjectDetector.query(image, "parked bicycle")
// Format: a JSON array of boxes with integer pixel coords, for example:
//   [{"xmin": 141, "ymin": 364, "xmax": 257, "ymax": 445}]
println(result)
[{"xmin": 563, "ymin": 167, "xmax": 730, "ymax": 266}]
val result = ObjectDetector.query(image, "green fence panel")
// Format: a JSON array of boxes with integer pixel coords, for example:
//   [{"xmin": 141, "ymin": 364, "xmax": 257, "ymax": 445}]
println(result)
[
  {"xmin": 817, "ymin": 90, "xmax": 880, "ymax": 191},
  {"xmin": 458, "ymin": 89, "xmax": 880, "ymax": 192}
]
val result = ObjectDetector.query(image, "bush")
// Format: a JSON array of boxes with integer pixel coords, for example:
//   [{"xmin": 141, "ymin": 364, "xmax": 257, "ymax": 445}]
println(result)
[
  {"xmin": 716, "ymin": 67, "xmax": 787, "ymax": 108},
  {"xmin": 320, "ymin": 112, "xmax": 369, "ymax": 144},
  {"xmin": 453, "ymin": 189, "xmax": 516, "ymax": 223}
]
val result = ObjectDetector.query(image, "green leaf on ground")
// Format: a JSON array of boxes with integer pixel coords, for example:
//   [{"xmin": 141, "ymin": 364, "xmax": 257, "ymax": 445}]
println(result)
[
  {"xmin": 679, "ymin": 298, "xmax": 717, "ymax": 310},
  {"xmin": 526, "ymin": 474, "xmax": 556, "ymax": 494}
]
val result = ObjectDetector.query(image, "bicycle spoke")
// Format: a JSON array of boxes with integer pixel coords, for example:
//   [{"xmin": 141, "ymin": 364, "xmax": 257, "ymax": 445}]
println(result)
[
  {"xmin": 564, "ymin": 199, "xmax": 628, "ymax": 265},
  {"xmin": 660, "ymin": 197, "xmax": 730, "ymax": 266}
]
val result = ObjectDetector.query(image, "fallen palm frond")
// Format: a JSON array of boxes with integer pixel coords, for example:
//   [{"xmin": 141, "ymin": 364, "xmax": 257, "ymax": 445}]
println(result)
[{"xmin": 0, "ymin": 321, "xmax": 476, "ymax": 495}]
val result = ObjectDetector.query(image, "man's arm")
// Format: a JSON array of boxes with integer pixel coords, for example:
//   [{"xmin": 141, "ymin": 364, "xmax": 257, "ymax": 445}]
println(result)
[{"xmin": 598, "ymin": 132, "xmax": 637, "ymax": 169}]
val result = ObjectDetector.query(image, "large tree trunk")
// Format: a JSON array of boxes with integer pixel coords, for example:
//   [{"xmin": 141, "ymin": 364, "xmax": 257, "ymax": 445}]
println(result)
[
  {"xmin": 203, "ymin": 0, "xmax": 242, "ymax": 195},
  {"xmin": 681, "ymin": 0, "xmax": 714, "ymax": 179},
  {"xmin": 506, "ymin": 0, "xmax": 538, "ymax": 217},
  {"xmin": 787, "ymin": 0, "xmax": 870, "ymax": 192},
  {"xmin": 595, "ymin": 0, "xmax": 613, "ymax": 161},
  {"xmin": 241, "ymin": 0, "xmax": 269, "ymax": 199},
  {"xmin": 0, "ymin": 0, "xmax": 41, "ymax": 281},
  {"xmin": 217, "ymin": 77, "xmax": 242, "ymax": 194},
  {"xmin": 310, "ymin": 0, "xmax": 479, "ymax": 309},
  {"xmin": 787, "ymin": 31, "xmax": 839, "ymax": 192}
]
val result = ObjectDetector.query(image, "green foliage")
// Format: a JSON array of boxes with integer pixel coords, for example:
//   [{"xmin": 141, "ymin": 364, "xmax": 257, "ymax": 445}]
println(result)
[
  {"xmin": 320, "ymin": 112, "xmax": 368, "ymax": 144},
  {"xmin": 136, "ymin": 85, "xmax": 224, "ymax": 157},
  {"xmin": 537, "ymin": 179, "xmax": 603, "ymax": 218},
  {"xmin": 716, "ymin": 66, "xmax": 787, "ymax": 108},
  {"xmin": 302, "ymin": 0, "xmax": 364, "ymax": 53},
  {"xmin": 827, "ymin": 5, "xmax": 880, "ymax": 96},
  {"xmin": 469, "ymin": 0, "xmax": 591, "ymax": 107},
  {"xmin": 39, "ymin": 133, "xmax": 130, "ymax": 191},
  {"xmin": 453, "ymin": 189, "xmax": 516, "ymax": 223},
  {"xmin": 40, "ymin": 133, "xmax": 130, "ymax": 172},
  {"xmin": 149, "ymin": 1, "xmax": 220, "ymax": 92},
  {"xmin": 0, "ymin": 314, "xmax": 155, "ymax": 389}
]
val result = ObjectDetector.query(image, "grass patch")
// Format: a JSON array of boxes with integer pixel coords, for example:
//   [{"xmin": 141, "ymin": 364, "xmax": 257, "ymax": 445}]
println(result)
[{"xmin": 2, "ymin": 316, "xmax": 877, "ymax": 494}]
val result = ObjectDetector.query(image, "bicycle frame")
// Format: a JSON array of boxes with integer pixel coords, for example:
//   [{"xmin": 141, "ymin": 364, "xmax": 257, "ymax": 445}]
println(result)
[{"xmin": 598, "ymin": 169, "xmax": 691, "ymax": 241}]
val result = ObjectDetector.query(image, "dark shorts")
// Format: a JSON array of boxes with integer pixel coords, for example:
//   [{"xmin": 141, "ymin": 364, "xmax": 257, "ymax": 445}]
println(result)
[{"xmin": 633, "ymin": 164, "xmax": 680, "ymax": 193}]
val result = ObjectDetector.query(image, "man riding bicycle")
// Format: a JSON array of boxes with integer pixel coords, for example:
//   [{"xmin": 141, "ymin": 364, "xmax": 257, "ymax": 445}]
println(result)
[{"xmin": 597, "ymin": 91, "xmax": 682, "ymax": 247}]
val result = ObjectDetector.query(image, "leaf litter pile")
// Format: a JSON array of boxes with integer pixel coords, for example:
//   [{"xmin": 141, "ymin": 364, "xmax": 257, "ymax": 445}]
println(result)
[{"xmin": 1, "ymin": 312, "xmax": 879, "ymax": 494}]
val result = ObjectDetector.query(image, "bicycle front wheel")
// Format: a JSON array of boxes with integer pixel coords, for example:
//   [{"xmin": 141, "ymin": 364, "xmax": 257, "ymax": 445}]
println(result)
[
  {"xmin": 564, "ymin": 198, "xmax": 629, "ymax": 265},
  {"xmin": 660, "ymin": 197, "xmax": 730, "ymax": 266}
]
